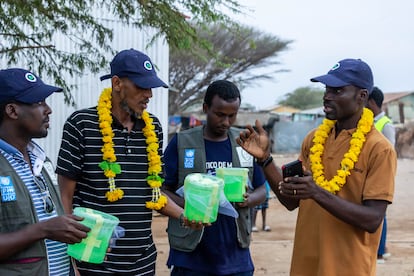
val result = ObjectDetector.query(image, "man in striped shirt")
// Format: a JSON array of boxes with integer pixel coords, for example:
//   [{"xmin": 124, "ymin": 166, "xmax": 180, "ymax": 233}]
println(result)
[
  {"xmin": 0, "ymin": 68, "xmax": 90, "ymax": 276},
  {"xmin": 56, "ymin": 49, "xmax": 186, "ymax": 275}
]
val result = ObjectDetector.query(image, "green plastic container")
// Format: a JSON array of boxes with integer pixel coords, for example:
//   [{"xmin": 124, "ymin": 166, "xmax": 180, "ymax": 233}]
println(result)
[
  {"xmin": 67, "ymin": 207, "xmax": 120, "ymax": 264},
  {"xmin": 183, "ymin": 173, "xmax": 224, "ymax": 223},
  {"xmin": 216, "ymin": 167, "xmax": 248, "ymax": 202}
]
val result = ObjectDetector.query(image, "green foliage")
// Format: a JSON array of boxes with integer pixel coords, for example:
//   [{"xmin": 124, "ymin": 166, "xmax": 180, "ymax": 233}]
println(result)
[
  {"xmin": 0, "ymin": 0, "xmax": 243, "ymax": 105},
  {"xmin": 278, "ymin": 86, "xmax": 324, "ymax": 109},
  {"xmin": 99, "ymin": 161, "xmax": 122, "ymax": 175},
  {"xmin": 169, "ymin": 23, "xmax": 292, "ymax": 115}
]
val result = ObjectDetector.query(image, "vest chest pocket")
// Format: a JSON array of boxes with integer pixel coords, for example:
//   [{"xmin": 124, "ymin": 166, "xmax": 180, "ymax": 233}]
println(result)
[{"xmin": 0, "ymin": 201, "xmax": 34, "ymax": 233}]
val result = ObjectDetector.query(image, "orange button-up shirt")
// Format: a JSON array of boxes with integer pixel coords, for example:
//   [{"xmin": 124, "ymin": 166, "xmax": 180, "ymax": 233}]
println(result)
[{"xmin": 291, "ymin": 126, "xmax": 396, "ymax": 276}]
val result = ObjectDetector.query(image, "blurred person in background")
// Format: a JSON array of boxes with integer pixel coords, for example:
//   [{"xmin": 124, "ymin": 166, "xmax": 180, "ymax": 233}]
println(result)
[{"xmin": 367, "ymin": 86, "xmax": 396, "ymax": 263}]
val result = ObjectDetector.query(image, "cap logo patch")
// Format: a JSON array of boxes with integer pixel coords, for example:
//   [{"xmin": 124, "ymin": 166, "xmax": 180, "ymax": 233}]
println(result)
[
  {"xmin": 143, "ymin": 60, "xmax": 153, "ymax": 71},
  {"xmin": 330, "ymin": 62, "xmax": 340, "ymax": 71},
  {"xmin": 25, "ymin": 73, "xmax": 37, "ymax": 82}
]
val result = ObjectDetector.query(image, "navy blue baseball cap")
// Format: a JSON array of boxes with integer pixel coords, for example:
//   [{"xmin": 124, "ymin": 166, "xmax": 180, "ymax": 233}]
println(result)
[
  {"xmin": 0, "ymin": 68, "xmax": 63, "ymax": 104},
  {"xmin": 100, "ymin": 48, "xmax": 168, "ymax": 89},
  {"xmin": 311, "ymin": 58, "xmax": 374, "ymax": 93}
]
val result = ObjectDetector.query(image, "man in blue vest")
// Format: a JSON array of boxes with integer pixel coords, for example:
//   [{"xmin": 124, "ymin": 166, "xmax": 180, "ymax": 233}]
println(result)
[
  {"xmin": 162, "ymin": 80, "xmax": 267, "ymax": 275},
  {"xmin": 367, "ymin": 86, "xmax": 396, "ymax": 263},
  {"xmin": 0, "ymin": 68, "xmax": 90, "ymax": 275}
]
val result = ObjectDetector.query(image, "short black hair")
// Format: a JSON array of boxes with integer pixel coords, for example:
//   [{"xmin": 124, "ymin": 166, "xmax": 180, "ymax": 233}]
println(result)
[
  {"xmin": 369, "ymin": 86, "xmax": 384, "ymax": 108},
  {"xmin": 204, "ymin": 80, "xmax": 241, "ymax": 107}
]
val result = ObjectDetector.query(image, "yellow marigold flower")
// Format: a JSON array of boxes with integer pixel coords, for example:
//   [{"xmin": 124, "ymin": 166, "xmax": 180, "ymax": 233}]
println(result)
[
  {"xmin": 341, "ymin": 158, "xmax": 354, "ymax": 170},
  {"xmin": 104, "ymin": 170, "xmax": 116, "ymax": 178},
  {"xmin": 100, "ymin": 111, "xmax": 111, "ymax": 119},
  {"xmin": 149, "ymin": 165, "xmax": 162, "ymax": 175},
  {"xmin": 146, "ymin": 194, "xmax": 168, "ymax": 210},
  {"xmin": 100, "ymin": 121, "xmax": 111, "ymax": 129},
  {"xmin": 147, "ymin": 143, "xmax": 159, "ymax": 152},
  {"xmin": 114, "ymin": 188, "xmax": 124, "ymax": 198},
  {"xmin": 337, "ymin": 169, "xmax": 348, "ymax": 178},
  {"xmin": 103, "ymin": 152, "xmax": 115, "ymax": 162},
  {"xmin": 352, "ymin": 132, "xmax": 365, "ymax": 140},
  {"xmin": 147, "ymin": 179, "xmax": 162, "ymax": 188},
  {"xmin": 312, "ymin": 169, "xmax": 323, "ymax": 178},
  {"xmin": 315, "ymin": 175, "xmax": 325, "ymax": 184},
  {"xmin": 360, "ymin": 124, "xmax": 371, "ymax": 133},
  {"xmin": 106, "ymin": 189, "xmax": 123, "ymax": 202},
  {"xmin": 149, "ymin": 154, "xmax": 161, "ymax": 163},
  {"xmin": 146, "ymin": 136, "xmax": 158, "ymax": 144},
  {"xmin": 148, "ymin": 124, "xmax": 155, "ymax": 131},
  {"xmin": 145, "ymin": 201, "xmax": 155, "ymax": 209},
  {"xmin": 101, "ymin": 128, "xmax": 113, "ymax": 136},
  {"xmin": 311, "ymin": 143, "xmax": 325, "ymax": 153},
  {"xmin": 102, "ymin": 136, "xmax": 112, "ymax": 143},
  {"xmin": 102, "ymin": 142, "xmax": 114, "ymax": 151},
  {"xmin": 332, "ymin": 174, "xmax": 345, "ymax": 185},
  {"xmin": 344, "ymin": 151, "xmax": 358, "ymax": 162},
  {"xmin": 314, "ymin": 163, "xmax": 324, "ymax": 170},
  {"xmin": 157, "ymin": 194, "xmax": 168, "ymax": 206}
]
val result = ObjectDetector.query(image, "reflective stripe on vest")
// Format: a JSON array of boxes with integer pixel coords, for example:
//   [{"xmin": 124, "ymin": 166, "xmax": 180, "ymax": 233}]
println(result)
[{"xmin": 374, "ymin": 116, "xmax": 392, "ymax": 132}]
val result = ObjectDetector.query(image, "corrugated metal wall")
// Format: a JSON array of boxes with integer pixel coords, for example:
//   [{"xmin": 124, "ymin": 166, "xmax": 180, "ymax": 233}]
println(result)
[{"xmin": 2, "ymin": 13, "xmax": 170, "ymax": 165}]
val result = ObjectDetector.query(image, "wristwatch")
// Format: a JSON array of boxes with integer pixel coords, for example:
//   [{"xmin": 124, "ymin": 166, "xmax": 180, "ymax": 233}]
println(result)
[
  {"xmin": 256, "ymin": 155, "xmax": 273, "ymax": 168},
  {"xmin": 179, "ymin": 213, "xmax": 186, "ymax": 227}
]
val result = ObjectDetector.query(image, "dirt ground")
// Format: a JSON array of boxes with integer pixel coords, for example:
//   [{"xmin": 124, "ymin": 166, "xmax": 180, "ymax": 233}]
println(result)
[{"xmin": 152, "ymin": 154, "xmax": 414, "ymax": 275}]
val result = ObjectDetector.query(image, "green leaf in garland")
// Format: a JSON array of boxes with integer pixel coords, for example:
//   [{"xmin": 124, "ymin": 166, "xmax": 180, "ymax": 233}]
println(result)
[
  {"xmin": 110, "ymin": 162, "xmax": 122, "ymax": 174},
  {"xmin": 99, "ymin": 161, "xmax": 122, "ymax": 175},
  {"xmin": 99, "ymin": 160, "xmax": 110, "ymax": 171},
  {"xmin": 146, "ymin": 174, "xmax": 164, "ymax": 183}
]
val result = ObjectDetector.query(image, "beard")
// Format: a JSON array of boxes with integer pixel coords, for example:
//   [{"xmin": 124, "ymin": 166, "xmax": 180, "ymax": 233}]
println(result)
[{"xmin": 120, "ymin": 98, "xmax": 141, "ymax": 117}]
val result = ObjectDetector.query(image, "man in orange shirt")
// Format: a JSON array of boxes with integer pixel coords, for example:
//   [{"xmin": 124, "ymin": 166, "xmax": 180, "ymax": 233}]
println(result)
[{"xmin": 237, "ymin": 58, "xmax": 397, "ymax": 275}]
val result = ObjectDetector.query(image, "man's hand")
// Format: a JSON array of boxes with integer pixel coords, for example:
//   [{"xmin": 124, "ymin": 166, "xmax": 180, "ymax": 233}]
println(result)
[
  {"xmin": 236, "ymin": 120, "xmax": 270, "ymax": 160},
  {"xmin": 41, "ymin": 214, "xmax": 90, "ymax": 244},
  {"xmin": 182, "ymin": 215, "xmax": 210, "ymax": 230}
]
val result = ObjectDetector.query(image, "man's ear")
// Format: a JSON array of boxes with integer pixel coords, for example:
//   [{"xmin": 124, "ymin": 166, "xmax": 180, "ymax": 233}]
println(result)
[
  {"xmin": 4, "ymin": 103, "xmax": 19, "ymax": 120},
  {"xmin": 202, "ymin": 102, "xmax": 208, "ymax": 113},
  {"xmin": 359, "ymin": 89, "xmax": 369, "ymax": 105},
  {"xmin": 111, "ymin": 76, "xmax": 122, "ymax": 92}
]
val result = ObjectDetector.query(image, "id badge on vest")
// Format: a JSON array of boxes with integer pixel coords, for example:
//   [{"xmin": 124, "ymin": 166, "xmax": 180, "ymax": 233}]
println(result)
[
  {"xmin": 184, "ymin": 149, "xmax": 196, "ymax": 168},
  {"xmin": 236, "ymin": 147, "xmax": 253, "ymax": 167},
  {"xmin": 0, "ymin": 176, "xmax": 17, "ymax": 202}
]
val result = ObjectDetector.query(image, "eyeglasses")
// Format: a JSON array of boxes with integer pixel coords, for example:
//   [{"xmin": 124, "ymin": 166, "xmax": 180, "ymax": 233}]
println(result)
[{"xmin": 34, "ymin": 176, "xmax": 55, "ymax": 214}]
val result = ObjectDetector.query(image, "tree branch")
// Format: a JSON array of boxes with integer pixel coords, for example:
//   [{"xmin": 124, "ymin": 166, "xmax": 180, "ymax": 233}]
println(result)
[{"xmin": 0, "ymin": 45, "xmax": 55, "ymax": 54}]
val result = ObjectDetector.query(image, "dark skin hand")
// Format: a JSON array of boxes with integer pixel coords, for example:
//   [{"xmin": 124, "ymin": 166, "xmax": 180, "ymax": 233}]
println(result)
[
  {"xmin": 236, "ymin": 120, "xmax": 271, "ymax": 162},
  {"xmin": 0, "ymin": 214, "xmax": 90, "ymax": 260},
  {"xmin": 40, "ymin": 214, "xmax": 90, "ymax": 243},
  {"xmin": 236, "ymin": 121, "xmax": 292, "ymax": 209},
  {"xmin": 237, "ymin": 184, "xmax": 266, "ymax": 208},
  {"xmin": 162, "ymin": 188, "xmax": 210, "ymax": 230},
  {"xmin": 236, "ymin": 187, "xmax": 252, "ymax": 208}
]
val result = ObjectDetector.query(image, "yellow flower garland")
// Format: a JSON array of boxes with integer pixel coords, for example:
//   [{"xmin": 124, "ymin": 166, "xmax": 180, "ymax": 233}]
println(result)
[
  {"xmin": 141, "ymin": 110, "xmax": 168, "ymax": 210},
  {"xmin": 97, "ymin": 88, "xmax": 167, "ymax": 209},
  {"xmin": 98, "ymin": 88, "xmax": 123, "ymax": 202},
  {"xmin": 309, "ymin": 108, "xmax": 374, "ymax": 194}
]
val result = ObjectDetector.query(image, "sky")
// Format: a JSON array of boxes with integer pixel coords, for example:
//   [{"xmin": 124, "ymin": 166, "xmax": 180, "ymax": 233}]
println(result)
[{"xmin": 229, "ymin": 0, "xmax": 414, "ymax": 110}]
